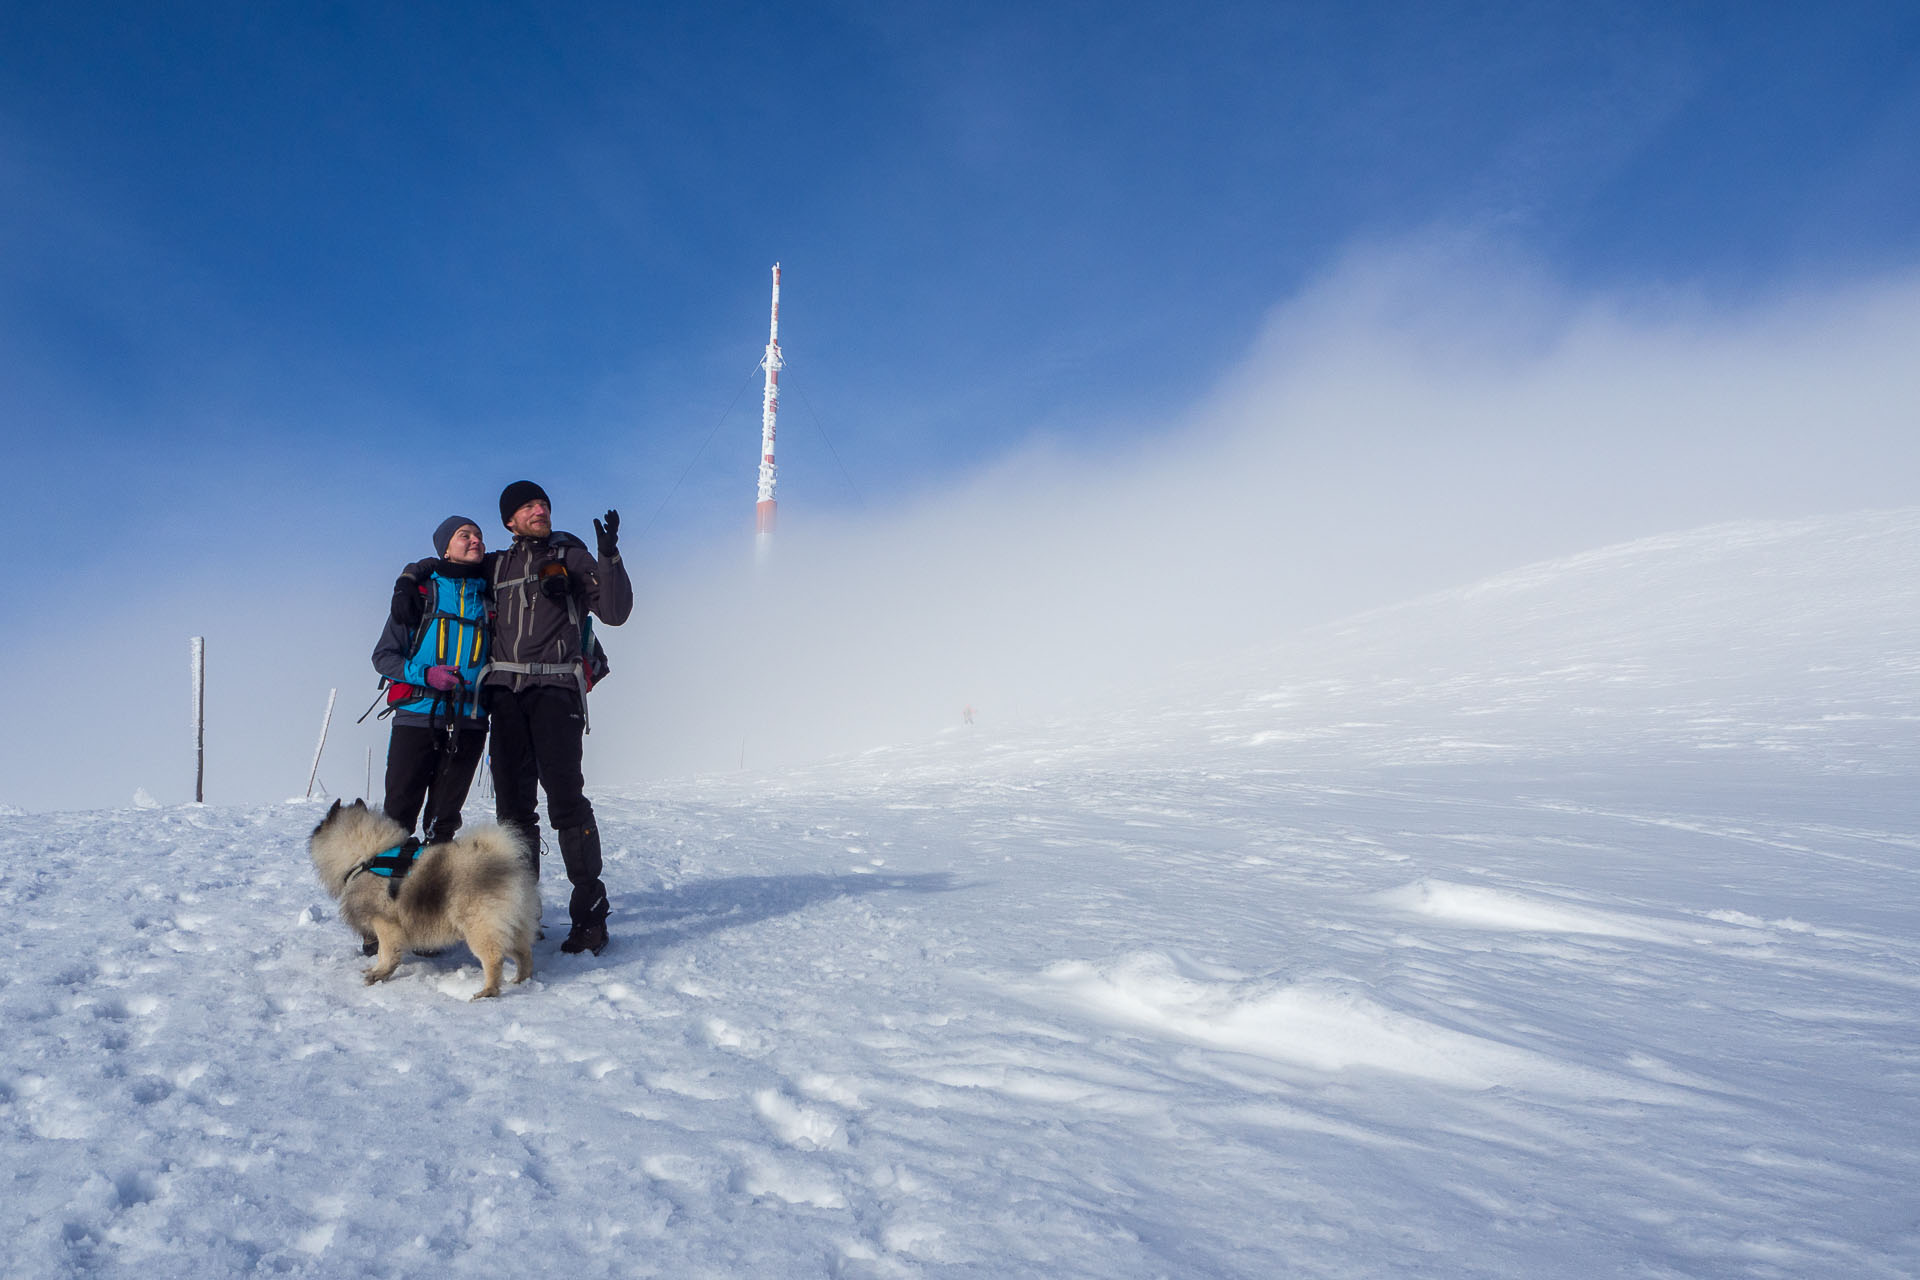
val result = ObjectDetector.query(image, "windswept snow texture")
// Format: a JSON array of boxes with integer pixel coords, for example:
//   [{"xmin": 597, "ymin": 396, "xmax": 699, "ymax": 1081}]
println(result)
[{"xmin": 4, "ymin": 510, "xmax": 1919, "ymax": 1278}]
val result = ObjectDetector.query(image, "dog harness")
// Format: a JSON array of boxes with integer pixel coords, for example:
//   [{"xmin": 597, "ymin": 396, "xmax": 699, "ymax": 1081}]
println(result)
[{"xmin": 346, "ymin": 838, "xmax": 423, "ymax": 898}]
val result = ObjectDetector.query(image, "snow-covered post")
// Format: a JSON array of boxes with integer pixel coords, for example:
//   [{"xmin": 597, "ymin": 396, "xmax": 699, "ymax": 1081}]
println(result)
[
  {"xmin": 306, "ymin": 688, "xmax": 337, "ymax": 799},
  {"xmin": 755, "ymin": 262, "xmax": 783, "ymax": 566},
  {"xmin": 191, "ymin": 636, "xmax": 205, "ymax": 803}
]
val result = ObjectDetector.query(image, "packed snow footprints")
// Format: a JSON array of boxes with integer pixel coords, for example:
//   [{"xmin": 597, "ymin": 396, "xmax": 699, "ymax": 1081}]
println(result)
[{"xmin": 3, "ymin": 512, "xmax": 1919, "ymax": 1275}]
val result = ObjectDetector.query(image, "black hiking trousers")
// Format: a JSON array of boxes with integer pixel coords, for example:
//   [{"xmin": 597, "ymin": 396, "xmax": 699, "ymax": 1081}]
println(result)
[
  {"xmin": 382, "ymin": 723, "xmax": 488, "ymax": 843},
  {"xmin": 487, "ymin": 684, "xmax": 608, "ymax": 928}
]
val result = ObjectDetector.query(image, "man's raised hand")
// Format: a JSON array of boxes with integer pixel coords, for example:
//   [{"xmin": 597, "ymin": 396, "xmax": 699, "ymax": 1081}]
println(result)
[{"xmin": 594, "ymin": 509, "xmax": 620, "ymax": 560}]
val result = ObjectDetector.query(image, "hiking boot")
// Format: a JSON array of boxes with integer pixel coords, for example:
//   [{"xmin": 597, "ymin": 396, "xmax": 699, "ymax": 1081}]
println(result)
[
  {"xmin": 559, "ymin": 921, "xmax": 608, "ymax": 955},
  {"xmin": 360, "ymin": 935, "xmax": 379, "ymax": 957},
  {"xmin": 554, "ymin": 823, "xmax": 609, "ymax": 936}
]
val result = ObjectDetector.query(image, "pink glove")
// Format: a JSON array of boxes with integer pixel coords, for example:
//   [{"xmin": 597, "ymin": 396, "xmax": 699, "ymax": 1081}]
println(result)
[{"xmin": 425, "ymin": 665, "xmax": 462, "ymax": 692}]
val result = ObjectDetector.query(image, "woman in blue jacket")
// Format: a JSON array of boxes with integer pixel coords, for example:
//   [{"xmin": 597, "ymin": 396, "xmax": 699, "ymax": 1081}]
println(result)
[{"xmin": 371, "ymin": 515, "xmax": 492, "ymax": 846}]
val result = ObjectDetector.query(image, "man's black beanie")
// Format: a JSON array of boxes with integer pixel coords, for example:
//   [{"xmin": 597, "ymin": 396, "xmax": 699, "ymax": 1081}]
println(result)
[{"xmin": 499, "ymin": 480, "xmax": 550, "ymax": 528}]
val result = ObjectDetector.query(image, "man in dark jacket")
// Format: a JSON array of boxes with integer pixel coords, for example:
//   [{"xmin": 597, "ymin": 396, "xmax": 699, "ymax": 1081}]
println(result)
[
  {"xmin": 483, "ymin": 480, "xmax": 632, "ymax": 955},
  {"xmin": 393, "ymin": 481, "xmax": 633, "ymax": 955}
]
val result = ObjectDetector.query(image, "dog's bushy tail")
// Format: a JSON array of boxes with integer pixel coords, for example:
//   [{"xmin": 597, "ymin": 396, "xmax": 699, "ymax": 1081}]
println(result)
[{"xmin": 459, "ymin": 824, "xmax": 531, "ymax": 866}]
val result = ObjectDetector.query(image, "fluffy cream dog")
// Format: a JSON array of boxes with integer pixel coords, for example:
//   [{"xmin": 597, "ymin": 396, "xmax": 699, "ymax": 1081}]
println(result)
[{"xmin": 308, "ymin": 799, "xmax": 538, "ymax": 999}]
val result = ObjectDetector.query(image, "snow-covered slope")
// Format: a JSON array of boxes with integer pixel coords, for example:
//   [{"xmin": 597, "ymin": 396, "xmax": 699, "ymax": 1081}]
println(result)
[{"xmin": 4, "ymin": 511, "xmax": 1917, "ymax": 1278}]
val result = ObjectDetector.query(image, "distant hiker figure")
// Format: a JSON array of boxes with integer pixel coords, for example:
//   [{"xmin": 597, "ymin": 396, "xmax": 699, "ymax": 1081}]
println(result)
[{"xmin": 964, "ymin": 705, "xmax": 974, "ymax": 725}]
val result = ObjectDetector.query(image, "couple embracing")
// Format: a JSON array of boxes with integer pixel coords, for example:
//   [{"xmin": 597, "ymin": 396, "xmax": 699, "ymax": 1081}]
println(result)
[{"xmin": 371, "ymin": 480, "xmax": 632, "ymax": 956}]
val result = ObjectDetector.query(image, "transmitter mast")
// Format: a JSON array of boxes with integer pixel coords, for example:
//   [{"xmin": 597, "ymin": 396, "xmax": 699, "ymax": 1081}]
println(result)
[{"xmin": 755, "ymin": 263, "xmax": 783, "ymax": 565}]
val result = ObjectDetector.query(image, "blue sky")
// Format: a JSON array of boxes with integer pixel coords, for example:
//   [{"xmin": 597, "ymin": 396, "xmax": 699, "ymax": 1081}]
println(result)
[
  {"xmin": 4, "ymin": 1, "xmax": 1919, "ymax": 808},
  {"xmin": 7, "ymin": 1, "xmax": 1916, "ymax": 553}
]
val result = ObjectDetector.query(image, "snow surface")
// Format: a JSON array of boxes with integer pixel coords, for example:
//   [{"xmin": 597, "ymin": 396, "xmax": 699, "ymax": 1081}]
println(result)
[{"xmin": 4, "ymin": 509, "xmax": 1918, "ymax": 1278}]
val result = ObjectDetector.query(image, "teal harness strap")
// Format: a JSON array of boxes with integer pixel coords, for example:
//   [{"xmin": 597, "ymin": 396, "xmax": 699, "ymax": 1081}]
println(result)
[{"xmin": 346, "ymin": 838, "xmax": 423, "ymax": 898}]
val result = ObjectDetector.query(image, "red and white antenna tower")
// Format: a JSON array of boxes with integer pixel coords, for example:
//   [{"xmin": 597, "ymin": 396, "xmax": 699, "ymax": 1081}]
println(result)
[{"xmin": 755, "ymin": 263, "xmax": 783, "ymax": 565}]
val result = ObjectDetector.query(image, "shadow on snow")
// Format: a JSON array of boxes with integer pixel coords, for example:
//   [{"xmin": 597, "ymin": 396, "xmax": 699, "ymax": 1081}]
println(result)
[{"xmin": 610, "ymin": 871, "xmax": 967, "ymax": 949}]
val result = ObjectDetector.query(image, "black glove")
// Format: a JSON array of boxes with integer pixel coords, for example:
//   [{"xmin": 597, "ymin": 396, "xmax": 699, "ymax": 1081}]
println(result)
[
  {"xmin": 593, "ymin": 509, "xmax": 620, "ymax": 559},
  {"xmin": 390, "ymin": 574, "xmax": 424, "ymax": 629},
  {"xmin": 539, "ymin": 562, "xmax": 571, "ymax": 601}
]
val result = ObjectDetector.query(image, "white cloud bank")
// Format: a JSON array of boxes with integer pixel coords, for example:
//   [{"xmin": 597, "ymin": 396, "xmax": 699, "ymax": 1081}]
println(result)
[
  {"xmin": 590, "ymin": 241, "xmax": 1920, "ymax": 781},
  {"xmin": 6, "ymin": 241, "xmax": 1917, "ymax": 809}
]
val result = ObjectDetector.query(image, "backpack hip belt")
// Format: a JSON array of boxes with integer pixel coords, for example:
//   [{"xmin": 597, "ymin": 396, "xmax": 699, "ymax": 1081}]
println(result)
[{"xmin": 478, "ymin": 661, "xmax": 594, "ymax": 732}]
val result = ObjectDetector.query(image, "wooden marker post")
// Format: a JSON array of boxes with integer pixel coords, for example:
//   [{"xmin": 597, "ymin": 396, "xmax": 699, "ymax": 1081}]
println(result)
[
  {"xmin": 306, "ymin": 688, "xmax": 337, "ymax": 799},
  {"xmin": 191, "ymin": 637, "xmax": 205, "ymax": 803}
]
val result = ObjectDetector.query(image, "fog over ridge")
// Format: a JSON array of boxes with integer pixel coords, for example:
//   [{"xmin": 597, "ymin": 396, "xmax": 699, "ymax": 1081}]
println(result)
[
  {"xmin": 590, "ymin": 242, "xmax": 1920, "ymax": 781},
  {"xmin": 5, "ymin": 241, "xmax": 1917, "ymax": 811}
]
